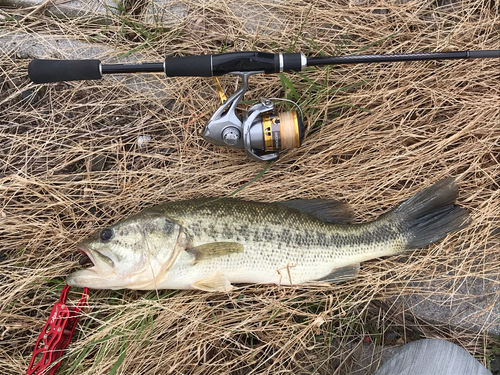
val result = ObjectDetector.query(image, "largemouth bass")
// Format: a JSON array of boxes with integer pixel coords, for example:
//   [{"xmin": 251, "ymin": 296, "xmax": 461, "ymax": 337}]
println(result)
[{"xmin": 67, "ymin": 178, "xmax": 471, "ymax": 291}]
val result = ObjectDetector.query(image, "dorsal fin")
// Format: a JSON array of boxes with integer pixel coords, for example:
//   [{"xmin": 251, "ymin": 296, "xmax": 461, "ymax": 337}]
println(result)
[{"xmin": 275, "ymin": 199, "xmax": 353, "ymax": 223}]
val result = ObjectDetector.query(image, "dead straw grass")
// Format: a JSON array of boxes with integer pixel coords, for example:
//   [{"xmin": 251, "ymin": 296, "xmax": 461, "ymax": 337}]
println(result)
[{"xmin": 0, "ymin": 0, "xmax": 499, "ymax": 374}]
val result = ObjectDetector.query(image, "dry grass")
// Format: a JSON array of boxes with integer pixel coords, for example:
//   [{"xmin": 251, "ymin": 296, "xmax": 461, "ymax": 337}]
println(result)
[{"xmin": 1, "ymin": 0, "xmax": 499, "ymax": 374}]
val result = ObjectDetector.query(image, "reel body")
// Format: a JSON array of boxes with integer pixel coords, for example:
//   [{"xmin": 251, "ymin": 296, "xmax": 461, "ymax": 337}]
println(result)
[{"xmin": 201, "ymin": 72, "xmax": 305, "ymax": 161}]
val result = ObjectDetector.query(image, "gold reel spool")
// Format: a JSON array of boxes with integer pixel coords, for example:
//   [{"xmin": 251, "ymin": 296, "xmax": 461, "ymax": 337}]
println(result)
[{"xmin": 262, "ymin": 110, "xmax": 303, "ymax": 151}]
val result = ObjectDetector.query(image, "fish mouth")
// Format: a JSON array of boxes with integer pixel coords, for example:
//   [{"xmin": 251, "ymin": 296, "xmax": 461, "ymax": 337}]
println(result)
[
  {"xmin": 78, "ymin": 247, "xmax": 94, "ymax": 266},
  {"xmin": 68, "ymin": 244, "xmax": 118, "ymax": 289},
  {"xmin": 76, "ymin": 243, "xmax": 116, "ymax": 275},
  {"xmin": 77, "ymin": 244, "xmax": 97, "ymax": 270}
]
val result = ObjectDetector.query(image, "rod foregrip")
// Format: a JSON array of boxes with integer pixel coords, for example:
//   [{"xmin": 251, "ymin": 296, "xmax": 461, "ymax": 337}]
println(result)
[
  {"xmin": 164, "ymin": 52, "xmax": 305, "ymax": 77},
  {"xmin": 28, "ymin": 59, "xmax": 102, "ymax": 84}
]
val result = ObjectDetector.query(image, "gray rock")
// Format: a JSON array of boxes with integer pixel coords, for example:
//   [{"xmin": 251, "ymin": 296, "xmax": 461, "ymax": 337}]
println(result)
[
  {"xmin": 374, "ymin": 339, "xmax": 492, "ymax": 375},
  {"xmin": 0, "ymin": 0, "xmax": 119, "ymax": 23},
  {"xmin": 0, "ymin": 32, "xmax": 170, "ymax": 97},
  {"xmin": 392, "ymin": 274, "xmax": 500, "ymax": 336},
  {"xmin": 143, "ymin": 0, "xmax": 285, "ymax": 35},
  {"xmin": 143, "ymin": 0, "xmax": 188, "ymax": 28},
  {"xmin": 350, "ymin": 343, "xmax": 400, "ymax": 375},
  {"xmin": 0, "ymin": 32, "xmax": 111, "ymax": 60},
  {"xmin": 332, "ymin": 341, "xmax": 403, "ymax": 375},
  {"xmin": 227, "ymin": 0, "xmax": 284, "ymax": 35}
]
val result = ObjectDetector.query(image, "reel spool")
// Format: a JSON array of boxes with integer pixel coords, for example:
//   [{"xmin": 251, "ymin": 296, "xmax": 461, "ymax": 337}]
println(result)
[{"xmin": 201, "ymin": 71, "xmax": 305, "ymax": 161}]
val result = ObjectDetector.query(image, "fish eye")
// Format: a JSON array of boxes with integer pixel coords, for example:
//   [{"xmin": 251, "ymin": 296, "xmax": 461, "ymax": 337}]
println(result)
[{"xmin": 100, "ymin": 228, "xmax": 114, "ymax": 241}]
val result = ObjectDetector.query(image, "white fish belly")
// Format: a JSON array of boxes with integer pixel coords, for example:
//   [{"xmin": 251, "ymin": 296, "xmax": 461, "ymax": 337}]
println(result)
[{"xmin": 157, "ymin": 236, "xmax": 405, "ymax": 289}]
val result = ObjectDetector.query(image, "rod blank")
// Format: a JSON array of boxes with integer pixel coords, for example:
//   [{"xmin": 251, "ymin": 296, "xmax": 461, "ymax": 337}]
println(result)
[
  {"xmin": 28, "ymin": 50, "xmax": 500, "ymax": 84},
  {"xmin": 306, "ymin": 50, "xmax": 500, "ymax": 67}
]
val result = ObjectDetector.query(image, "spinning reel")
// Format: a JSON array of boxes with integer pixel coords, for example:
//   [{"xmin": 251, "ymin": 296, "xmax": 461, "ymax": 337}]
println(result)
[
  {"xmin": 28, "ymin": 50, "xmax": 499, "ymax": 161},
  {"xmin": 202, "ymin": 71, "xmax": 305, "ymax": 161}
]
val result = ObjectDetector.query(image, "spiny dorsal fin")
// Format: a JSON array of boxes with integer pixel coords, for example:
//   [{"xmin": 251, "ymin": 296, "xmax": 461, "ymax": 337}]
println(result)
[
  {"xmin": 276, "ymin": 199, "xmax": 353, "ymax": 223},
  {"xmin": 186, "ymin": 242, "xmax": 244, "ymax": 264},
  {"xmin": 316, "ymin": 263, "xmax": 360, "ymax": 283},
  {"xmin": 193, "ymin": 271, "xmax": 233, "ymax": 292}
]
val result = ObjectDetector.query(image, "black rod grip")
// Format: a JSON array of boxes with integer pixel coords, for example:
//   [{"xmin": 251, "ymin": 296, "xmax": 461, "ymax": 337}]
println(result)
[
  {"xmin": 165, "ymin": 52, "xmax": 285, "ymax": 77},
  {"xmin": 28, "ymin": 59, "xmax": 102, "ymax": 84},
  {"xmin": 165, "ymin": 55, "xmax": 212, "ymax": 77},
  {"xmin": 164, "ymin": 52, "xmax": 305, "ymax": 77},
  {"xmin": 212, "ymin": 52, "xmax": 278, "ymax": 75}
]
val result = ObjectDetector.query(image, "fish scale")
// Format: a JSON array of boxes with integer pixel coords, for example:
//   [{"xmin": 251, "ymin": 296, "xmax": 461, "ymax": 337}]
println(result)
[
  {"xmin": 151, "ymin": 199, "xmax": 408, "ymax": 288},
  {"xmin": 67, "ymin": 178, "xmax": 471, "ymax": 291}
]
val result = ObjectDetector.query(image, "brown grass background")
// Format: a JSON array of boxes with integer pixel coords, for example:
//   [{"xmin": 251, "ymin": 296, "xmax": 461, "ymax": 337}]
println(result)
[{"xmin": 0, "ymin": 0, "xmax": 499, "ymax": 374}]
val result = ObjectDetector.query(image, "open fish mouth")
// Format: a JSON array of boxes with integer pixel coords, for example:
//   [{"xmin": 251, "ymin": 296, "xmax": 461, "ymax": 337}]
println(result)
[
  {"xmin": 76, "ymin": 244, "xmax": 97, "ymax": 270},
  {"xmin": 78, "ymin": 248, "xmax": 94, "ymax": 266},
  {"xmin": 76, "ymin": 243, "xmax": 115, "ymax": 274},
  {"xmin": 68, "ymin": 244, "xmax": 118, "ymax": 288}
]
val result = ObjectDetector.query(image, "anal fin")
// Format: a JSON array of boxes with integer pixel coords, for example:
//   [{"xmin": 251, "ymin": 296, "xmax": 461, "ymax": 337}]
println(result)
[
  {"xmin": 316, "ymin": 263, "xmax": 360, "ymax": 283},
  {"xmin": 193, "ymin": 271, "xmax": 234, "ymax": 292}
]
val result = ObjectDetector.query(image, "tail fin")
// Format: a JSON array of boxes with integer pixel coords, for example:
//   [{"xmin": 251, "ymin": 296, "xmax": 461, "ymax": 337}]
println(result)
[{"xmin": 393, "ymin": 178, "xmax": 471, "ymax": 249}]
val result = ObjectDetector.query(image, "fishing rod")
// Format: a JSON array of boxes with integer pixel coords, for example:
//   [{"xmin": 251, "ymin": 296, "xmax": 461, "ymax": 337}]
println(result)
[{"xmin": 28, "ymin": 49, "xmax": 500, "ymax": 161}]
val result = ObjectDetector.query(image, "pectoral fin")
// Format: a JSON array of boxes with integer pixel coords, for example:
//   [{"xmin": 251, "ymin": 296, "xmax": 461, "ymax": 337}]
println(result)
[
  {"xmin": 193, "ymin": 272, "xmax": 233, "ymax": 292},
  {"xmin": 316, "ymin": 263, "xmax": 360, "ymax": 283},
  {"xmin": 186, "ymin": 242, "xmax": 244, "ymax": 264}
]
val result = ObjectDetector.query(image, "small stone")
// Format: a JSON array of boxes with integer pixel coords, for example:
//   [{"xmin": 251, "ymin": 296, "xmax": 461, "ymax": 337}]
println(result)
[
  {"xmin": 386, "ymin": 332, "xmax": 398, "ymax": 341},
  {"xmin": 16, "ymin": 51, "xmax": 29, "ymax": 59},
  {"xmin": 138, "ymin": 135, "xmax": 152, "ymax": 148}
]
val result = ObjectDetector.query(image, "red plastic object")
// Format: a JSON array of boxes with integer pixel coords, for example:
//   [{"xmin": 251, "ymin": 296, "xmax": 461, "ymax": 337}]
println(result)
[{"xmin": 26, "ymin": 285, "xmax": 89, "ymax": 375}]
